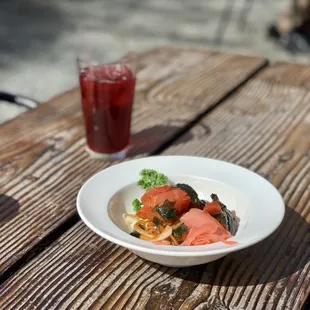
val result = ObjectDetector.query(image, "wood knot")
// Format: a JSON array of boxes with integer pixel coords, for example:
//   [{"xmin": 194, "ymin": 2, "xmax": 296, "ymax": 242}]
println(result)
[
  {"xmin": 23, "ymin": 174, "xmax": 39, "ymax": 182},
  {"xmin": 152, "ymin": 283, "xmax": 173, "ymax": 295},
  {"xmin": 278, "ymin": 150, "xmax": 294, "ymax": 163},
  {"xmin": 199, "ymin": 295, "xmax": 232, "ymax": 309}
]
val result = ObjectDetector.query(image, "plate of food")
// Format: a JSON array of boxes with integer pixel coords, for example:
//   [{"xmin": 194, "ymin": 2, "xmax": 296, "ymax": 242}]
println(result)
[{"xmin": 77, "ymin": 156, "xmax": 285, "ymax": 267}]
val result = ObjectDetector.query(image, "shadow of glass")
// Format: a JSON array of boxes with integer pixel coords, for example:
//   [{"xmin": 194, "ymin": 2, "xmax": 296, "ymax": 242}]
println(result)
[
  {"xmin": 0, "ymin": 194, "xmax": 20, "ymax": 225},
  {"xmin": 127, "ymin": 124, "xmax": 197, "ymax": 157},
  {"xmin": 142, "ymin": 206, "xmax": 309, "ymax": 300}
]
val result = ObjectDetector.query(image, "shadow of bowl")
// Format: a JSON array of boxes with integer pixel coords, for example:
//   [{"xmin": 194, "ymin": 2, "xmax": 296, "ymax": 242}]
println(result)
[
  {"xmin": 140, "ymin": 206, "xmax": 309, "ymax": 308},
  {"xmin": 0, "ymin": 194, "xmax": 20, "ymax": 225}
]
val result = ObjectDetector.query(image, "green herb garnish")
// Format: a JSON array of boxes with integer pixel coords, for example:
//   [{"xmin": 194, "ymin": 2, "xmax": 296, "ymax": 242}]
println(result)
[
  {"xmin": 153, "ymin": 200, "xmax": 178, "ymax": 222},
  {"xmin": 130, "ymin": 231, "xmax": 140, "ymax": 238},
  {"xmin": 137, "ymin": 169, "xmax": 168, "ymax": 191},
  {"xmin": 172, "ymin": 224, "xmax": 188, "ymax": 238},
  {"xmin": 132, "ymin": 199, "xmax": 142, "ymax": 213}
]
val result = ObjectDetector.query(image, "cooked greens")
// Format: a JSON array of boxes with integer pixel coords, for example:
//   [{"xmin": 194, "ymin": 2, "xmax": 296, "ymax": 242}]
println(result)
[
  {"xmin": 211, "ymin": 193, "xmax": 226, "ymax": 208},
  {"xmin": 152, "ymin": 216, "xmax": 161, "ymax": 226},
  {"xmin": 130, "ymin": 231, "xmax": 140, "ymax": 238},
  {"xmin": 153, "ymin": 200, "xmax": 178, "ymax": 222},
  {"xmin": 225, "ymin": 209, "xmax": 237, "ymax": 235},
  {"xmin": 176, "ymin": 183, "xmax": 204, "ymax": 209},
  {"xmin": 172, "ymin": 224, "xmax": 188, "ymax": 238},
  {"xmin": 211, "ymin": 193, "xmax": 237, "ymax": 235},
  {"xmin": 176, "ymin": 183, "xmax": 198, "ymax": 203}
]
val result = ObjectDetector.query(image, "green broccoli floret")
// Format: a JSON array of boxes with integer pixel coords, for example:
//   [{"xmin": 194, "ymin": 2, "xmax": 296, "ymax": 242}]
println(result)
[
  {"xmin": 137, "ymin": 169, "xmax": 168, "ymax": 191},
  {"xmin": 132, "ymin": 198, "xmax": 142, "ymax": 213}
]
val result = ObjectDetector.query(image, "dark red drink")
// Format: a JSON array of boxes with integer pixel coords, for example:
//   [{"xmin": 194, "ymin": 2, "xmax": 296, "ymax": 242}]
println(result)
[{"xmin": 79, "ymin": 64, "xmax": 135, "ymax": 154}]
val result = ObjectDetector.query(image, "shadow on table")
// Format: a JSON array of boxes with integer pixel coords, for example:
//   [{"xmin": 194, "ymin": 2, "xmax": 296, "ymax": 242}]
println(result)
[
  {"xmin": 128, "ymin": 124, "xmax": 197, "ymax": 156},
  {"xmin": 146, "ymin": 206, "xmax": 309, "ymax": 288},
  {"xmin": 0, "ymin": 194, "xmax": 20, "ymax": 225}
]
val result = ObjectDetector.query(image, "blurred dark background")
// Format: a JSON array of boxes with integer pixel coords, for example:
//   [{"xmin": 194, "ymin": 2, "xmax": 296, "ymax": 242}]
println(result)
[{"xmin": 0, "ymin": 0, "xmax": 308, "ymax": 122}]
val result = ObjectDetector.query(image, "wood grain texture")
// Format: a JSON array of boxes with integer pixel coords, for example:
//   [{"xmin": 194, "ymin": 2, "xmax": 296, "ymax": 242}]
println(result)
[
  {"xmin": 0, "ymin": 48, "xmax": 266, "ymax": 278},
  {"xmin": 1, "ymin": 62, "xmax": 309, "ymax": 310}
]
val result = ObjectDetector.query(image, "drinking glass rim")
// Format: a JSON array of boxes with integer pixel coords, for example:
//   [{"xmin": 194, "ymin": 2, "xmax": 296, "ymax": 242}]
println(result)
[{"xmin": 77, "ymin": 60, "xmax": 137, "ymax": 83}]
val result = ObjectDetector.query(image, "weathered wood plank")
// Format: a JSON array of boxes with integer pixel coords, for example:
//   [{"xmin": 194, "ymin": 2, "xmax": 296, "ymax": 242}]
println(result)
[
  {"xmin": 0, "ymin": 48, "xmax": 266, "ymax": 278},
  {"xmin": 1, "ymin": 63, "xmax": 309, "ymax": 310}
]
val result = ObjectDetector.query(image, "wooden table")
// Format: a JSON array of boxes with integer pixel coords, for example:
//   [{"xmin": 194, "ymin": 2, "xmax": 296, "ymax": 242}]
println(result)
[{"xmin": 0, "ymin": 47, "xmax": 309, "ymax": 310}]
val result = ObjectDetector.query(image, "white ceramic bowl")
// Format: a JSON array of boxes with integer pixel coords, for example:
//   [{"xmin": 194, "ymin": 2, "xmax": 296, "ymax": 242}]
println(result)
[{"xmin": 77, "ymin": 156, "xmax": 285, "ymax": 267}]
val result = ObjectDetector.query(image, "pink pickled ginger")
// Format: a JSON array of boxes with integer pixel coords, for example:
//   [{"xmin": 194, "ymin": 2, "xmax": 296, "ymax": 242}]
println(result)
[{"xmin": 180, "ymin": 208, "xmax": 235, "ymax": 246}]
